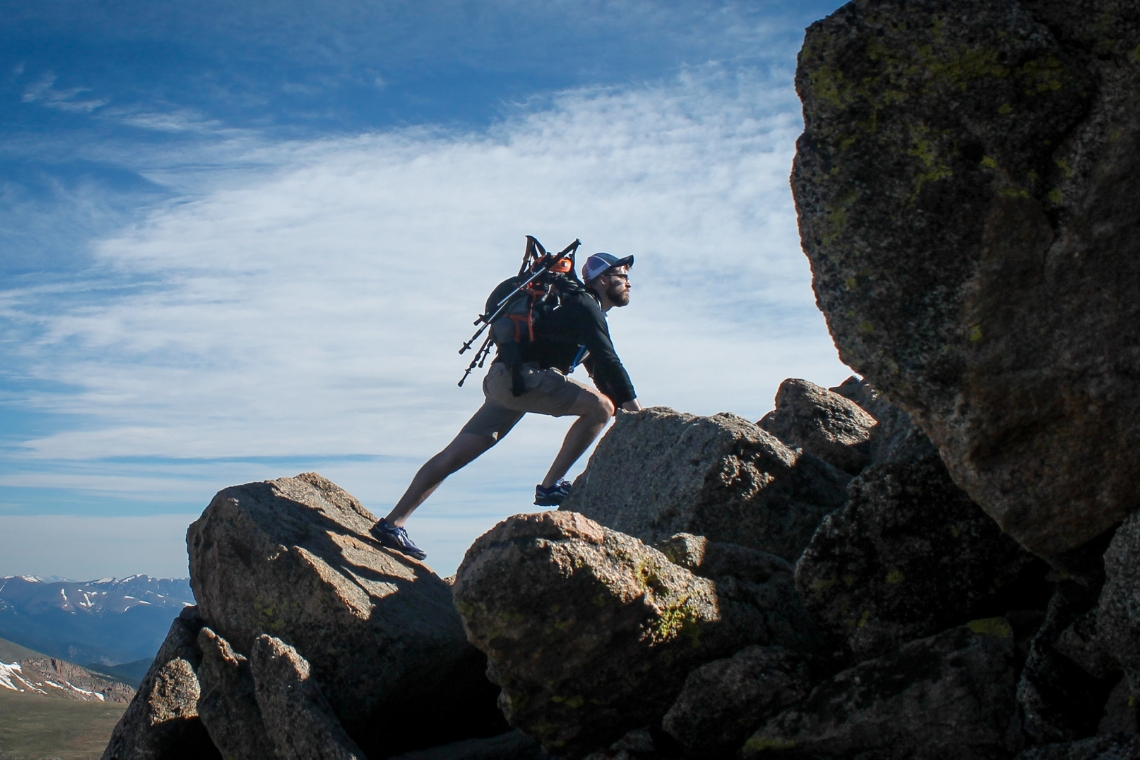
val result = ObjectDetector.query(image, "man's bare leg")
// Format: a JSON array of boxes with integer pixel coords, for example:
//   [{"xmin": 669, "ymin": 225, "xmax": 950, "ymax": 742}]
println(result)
[
  {"xmin": 539, "ymin": 387, "xmax": 614, "ymax": 489},
  {"xmin": 385, "ymin": 432, "xmax": 496, "ymax": 527}
]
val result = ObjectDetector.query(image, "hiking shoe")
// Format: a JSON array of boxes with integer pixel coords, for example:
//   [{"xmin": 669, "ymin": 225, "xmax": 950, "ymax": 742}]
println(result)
[
  {"xmin": 534, "ymin": 480, "xmax": 572, "ymax": 507},
  {"xmin": 371, "ymin": 518, "xmax": 427, "ymax": 560}
]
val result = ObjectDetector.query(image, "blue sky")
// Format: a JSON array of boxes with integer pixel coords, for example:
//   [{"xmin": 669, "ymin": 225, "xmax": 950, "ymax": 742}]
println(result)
[{"xmin": 0, "ymin": 0, "xmax": 850, "ymax": 579}]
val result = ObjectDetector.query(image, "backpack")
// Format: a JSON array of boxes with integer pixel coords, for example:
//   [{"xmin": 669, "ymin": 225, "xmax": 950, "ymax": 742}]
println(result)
[{"xmin": 458, "ymin": 236, "xmax": 582, "ymax": 392}]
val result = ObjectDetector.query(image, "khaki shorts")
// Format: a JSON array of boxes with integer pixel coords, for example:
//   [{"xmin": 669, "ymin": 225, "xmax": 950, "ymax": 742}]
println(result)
[{"xmin": 459, "ymin": 362, "xmax": 588, "ymax": 440}]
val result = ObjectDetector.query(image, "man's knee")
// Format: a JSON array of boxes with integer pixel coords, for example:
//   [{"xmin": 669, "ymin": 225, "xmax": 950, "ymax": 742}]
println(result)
[{"xmin": 587, "ymin": 392, "xmax": 615, "ymax": 422}]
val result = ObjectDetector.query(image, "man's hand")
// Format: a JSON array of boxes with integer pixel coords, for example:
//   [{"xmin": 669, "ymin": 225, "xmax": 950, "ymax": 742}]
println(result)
[{"xmin": 621, "ymin": 399, "xmax": 643, "ymax": 413}]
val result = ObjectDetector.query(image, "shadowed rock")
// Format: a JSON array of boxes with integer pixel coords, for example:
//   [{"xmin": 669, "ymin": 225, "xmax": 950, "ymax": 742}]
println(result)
[
  {"xmin": 1018, "ymin": 583, "xmax": 1112, "ymax": 745},
  {"xmin": 758, "ymin": 378, "xmax": 876, "ymax": 474},
  {"xmin": 1096, "ymin": 511, "xmax": 1140, "ymax": 693},
  {"xmin": 453, "ymin": 512, "xmax": 806, "ymax": 758},
  {"xmin": 796, "ymin": 425, "xmax": 1042, "ymax": 660},
  {"xmin": 662, "ymin": 646, "xmax": 814, "ymax": 758},
  {"xmin": 196, "ymin": 628, "xmax": 277, "ymax": 760},
  {"xmin": 1015, "ymin": 733, "xmax": 1140, "ymax": 760},
  {"xmin": 744, "ymin": 622, "xmax": 1022, "ymax": 759},
  {"xmin": 560, "ymin": 408, "xmax": 850, "ymax": 562},
  {"xmin": 250, "ymin": 634, "xmax": 365, "ymax": 760},
  {"xmin": 187, "ymin": 472, "xmax": 504, "ymax": 757},
  {"xmin": 793, "ymin": 0, "xmax": 1140, "ymax": 562},
  {"xmin": 102, "ymin": 606, "xmax": 221, "ymax": 760}
]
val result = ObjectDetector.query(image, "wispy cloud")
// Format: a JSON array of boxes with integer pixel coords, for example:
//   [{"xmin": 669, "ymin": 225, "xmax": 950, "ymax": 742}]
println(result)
[
  {"xmin": 1, "ymin": 67, "xmax": 848, "ymax": 575},
  {"xmin": 22, "ymin": 73, "xmax": 108, "ymax": 112}
]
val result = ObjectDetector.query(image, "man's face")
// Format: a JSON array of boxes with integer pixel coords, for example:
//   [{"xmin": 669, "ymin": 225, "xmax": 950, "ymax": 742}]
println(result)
[{"xmin": 600, "ymin": 266, "xmax": 631, "ymax": 307}]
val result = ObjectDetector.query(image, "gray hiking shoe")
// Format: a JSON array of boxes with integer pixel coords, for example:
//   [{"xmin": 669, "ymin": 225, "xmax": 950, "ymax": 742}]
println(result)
[{"xmin": 371, "ymin": 518, "xmax": 427, "ymax": 560}]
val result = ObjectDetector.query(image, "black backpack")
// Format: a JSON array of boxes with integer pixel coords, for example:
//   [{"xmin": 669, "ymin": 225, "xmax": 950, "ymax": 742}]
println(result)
[{"xmin": 458, "ymin": 236, "xmax": 582, "ymax": 392}]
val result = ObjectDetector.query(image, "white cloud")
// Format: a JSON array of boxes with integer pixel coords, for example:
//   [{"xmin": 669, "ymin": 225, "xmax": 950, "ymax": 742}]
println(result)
[
  {"xmin": 22, "ymin": 72, "xmax": 107, "ymax": 113},
  {"xmin": 2, "ymin": 68, "xmax": 850, "ymax": 576}
]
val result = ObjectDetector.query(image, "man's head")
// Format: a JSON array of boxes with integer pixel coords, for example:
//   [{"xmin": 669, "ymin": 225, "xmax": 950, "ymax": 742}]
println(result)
[{"xmin": 582, "ymin": 252, "xmax": 634, "ymax": 310}]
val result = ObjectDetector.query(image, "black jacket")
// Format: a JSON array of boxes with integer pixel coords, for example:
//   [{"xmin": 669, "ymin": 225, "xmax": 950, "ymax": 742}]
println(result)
[{"xmin": 524, "ymin": 285, "xmax": 637, "ymax": 406}]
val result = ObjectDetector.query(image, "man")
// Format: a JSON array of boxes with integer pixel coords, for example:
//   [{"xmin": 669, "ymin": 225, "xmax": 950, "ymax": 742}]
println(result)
[{"xmin": 372, "ymin": 252, "xmax": 643, "ymax": 560}]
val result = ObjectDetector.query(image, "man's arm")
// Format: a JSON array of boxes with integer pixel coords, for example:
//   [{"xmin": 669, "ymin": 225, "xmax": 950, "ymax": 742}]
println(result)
[
  {"xmin": 574, "ymin": 297, "xmax": 637, "ymax": 407},
  {"xmin": 621, "ymin": 399, "xmax": 643, "ymax": 412}
]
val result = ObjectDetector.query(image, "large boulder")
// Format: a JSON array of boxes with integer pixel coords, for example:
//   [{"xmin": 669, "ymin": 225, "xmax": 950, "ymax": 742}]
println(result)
[
  {"xmin": 793, "ymin": 0, "xmax": 1140, "ymax": 561},
  {"xmin": 560, "ymin": 408, "xmax": 850, "ymax": 562},
  {"xmin": 662, "ymin": 646, "xmax": 814, "ymax": 758},
  {"xmin": 102, "ymin": 607, "xmax": 221, "ymax": 760},
  {"xmin": 795, "ymin": 425, "xmax": 1042, "ymax": 660},
  {"xmin": 453, "ymin": 512, "xmax": 806, "ymax": 758},
  {"xmin": 187, "ymin": 472, "xmax": 504, "ymax": 757},
  {"xmin": 743, "ymin": 622, "xmax": 1023, "ymax": 759},
  {"xmin": 758, "ymin": 378, "xmax": 877, "ymax": 474}
]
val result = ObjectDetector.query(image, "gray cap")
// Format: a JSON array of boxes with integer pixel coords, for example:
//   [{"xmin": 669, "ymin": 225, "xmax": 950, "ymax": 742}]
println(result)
[{"xmin": 582, "ymin": 252, "xmax": 634, "ymax": 282}]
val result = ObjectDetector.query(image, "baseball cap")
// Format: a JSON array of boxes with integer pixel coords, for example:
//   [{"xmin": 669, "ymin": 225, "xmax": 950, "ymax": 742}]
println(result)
[{"xmin": 582, "ymin": 252, "xmax": 634, "ymax": 282}]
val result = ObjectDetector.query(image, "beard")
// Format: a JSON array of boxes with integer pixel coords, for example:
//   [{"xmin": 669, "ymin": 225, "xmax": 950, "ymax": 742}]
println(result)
[{"xmin": 607, "ymin": 283, "xmax": 631, "ymax": 306}]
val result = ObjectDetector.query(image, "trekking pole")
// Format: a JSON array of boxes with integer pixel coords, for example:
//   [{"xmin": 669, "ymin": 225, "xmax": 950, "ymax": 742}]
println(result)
[{"xmin": 458, "ymin": 334, "xmax": 494, "ymax": 386}]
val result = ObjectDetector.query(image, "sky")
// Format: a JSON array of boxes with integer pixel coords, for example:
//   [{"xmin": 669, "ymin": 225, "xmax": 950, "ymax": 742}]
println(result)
[{"xmin": 0, "ymin": 0, "xmax": 851, "ymax": 580}]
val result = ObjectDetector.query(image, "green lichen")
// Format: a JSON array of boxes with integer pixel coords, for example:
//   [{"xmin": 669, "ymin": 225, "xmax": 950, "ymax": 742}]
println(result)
[
  {"xmin": 859, "ymin": 320, "xmax": 875, "ymax": 335},
  {"xmin": 1048, "ymin": 189, "xmax": 1063, "ymax": 204},
  {"xmin": 1017, "ymin": 56, "xmax": 1067, "ymax": 94},
  {"xmin": 998, "ymin": 102, "xmax": 1013, "ymax": 115},
  {"xmin": 968, "ymin": 325, "xmax": 983, "ymax": 343},
  {"xmin": 843, "ymin": 575, "xmax": 856, "ymax": 587},
  {"xmin": 857, "ymin": 609, "xmax": 871, "ymax": 628},
  {"xmin": 999, "ymin": 187, "xmax": 1030, "ymax": 199},
  {"xmin": 551, "ymin": 694, "xmax": 585, "ymax": 709},
  {"xmin": 981, "ymin": 156, "xmax": 999, "ymax": 170},
  {"xmin": 1055, "ymin": 158, "xmax": 1073, "ymax": 177},
  {"xmin": 744, "ymin": 736, "xmax": 798, "ymax": 753},
  {"xmin": 886, "ymin": 570, "xmax": 905, "ymax": 585},
  {"xmin": 812, "ymin": 578, "xmax": 838, "ymax": 592},
  {"xmin": 968, "ymin": 617, "xmax": 1013, "ymax": 639}
]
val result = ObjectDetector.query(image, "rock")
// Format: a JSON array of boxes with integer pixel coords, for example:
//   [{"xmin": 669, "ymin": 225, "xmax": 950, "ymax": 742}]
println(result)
[
  {"xmin": 102, "ymin": 606, "xmax": 221, "ymax": 760},
  {"xmin": 793, "ymin": 0, "xmax": 1140, "ymax": 561},
  {"xmin": 1055, "ymin": 611, "xmax": 1120, "ymax": 681},
  {"xmin": 250, "ymin": 634, "xmax": 365, "ymax": 760},
  {"xmin": 1018, "ymin": 583, "xmax": 1113, "ymax": 744},
  {"xmin": 387, "ymin": 730, "xmax": 545, "ymax": 760},
  {"xmin": 195, "ymin": 628, "xmax": 277, "ymax": 760},
  {"xmin": 187, "ymin": 472, "xmax": 504, "ymax": 757},
  {"xmin": 453, "ymin": 512, "xmax": 802, "ymax": 758},
  {"xmin": 1015, "ymin": 733, "xmax": 1140, "ymax": 760},
  {"xmin": 743, "ymin": 622, "xmax": 1022, "ymax": 759},
  {"xmin": 662, "ymin": 646, "xmax": 814, "ymax": 758},
  {"xmin": 654, "ymin": 535, "xmax": 821, "ymax": 655},
  {"xmin": 758, "ymin": 378, "xmax": 877, "ymax": 474},
  {"xmin": 828, "ymin": 376, "xmax": 919, "ymax": 465},
  {"xmin": 795, "ymin": 425, "xmax": 1041, "ymax": 660},
  {"xmin": 1097, "ymin": 679, "xmax": 1138, "ymax": 735},
  {"xmin": 1097, "ymin": 511, "xmax": 1140, "ymax": 693},
  {"xmin": 560, "ymin": 408, "xmax": 850, "ymax": 562}
]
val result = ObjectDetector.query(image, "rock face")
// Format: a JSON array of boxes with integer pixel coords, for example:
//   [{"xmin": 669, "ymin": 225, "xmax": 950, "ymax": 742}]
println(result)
[
  {"xmin": 793, "ymin": 0, "xmax": 1140, "ymax": 560},
  {"xmin": 187, "ymin": 472, "xmax": 502, "ymax": 756},
  {"xmin": 249, "ymin": 634, "xmax": 365, "ymax": 760},
  {"xmin": 1018, "ymin": 583, "xmax": 1113, "ymax": 744},
  {"xmin": 195, "ymin": 627, "xmax": 276, "ymax": 760},
  {"xmin": 453, "ymin": 512, "xmax": 807, "ymax": 758},
  {"xmin": 758, "ymin": 378, "xmax": 877, "ymax": 474},
  {"xmin": 744, "ymin": 623, "xmax": 1023, "ymax": 759},
  {"xmin": 560, "ymin": 408, "xmax": 850, "ymax": 562},
  {"xmin": 1016, "ymin": 733, "xmax": 1140, "ymax": 760},
  {"xmin": 1097, "ymin": 510, "xmax": 1140, "ymax": 693},
  {"xmin": 662, "ymin": 645, "xmax": 814, "ymax": 758},
  {"xmin": 796, "ymin": 424, "xmax": 1040, "ymax": 660},
  {"xmin": 102, "ymin": 607, "xmax": 221, "ymax": 760}
]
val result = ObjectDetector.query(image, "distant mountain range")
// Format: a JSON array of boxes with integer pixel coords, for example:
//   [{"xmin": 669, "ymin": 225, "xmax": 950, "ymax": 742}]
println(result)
[{"xmin": 0, "ymin": 575, "xmax": 195, "ymax": 680}]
